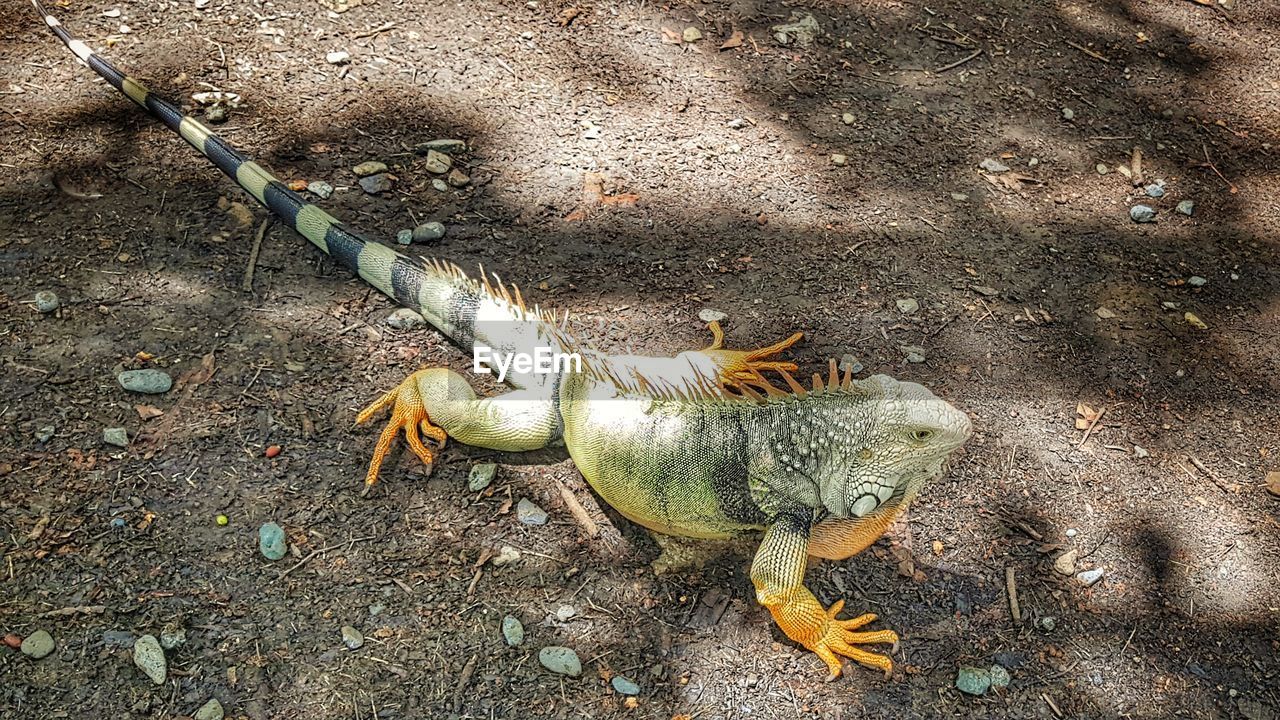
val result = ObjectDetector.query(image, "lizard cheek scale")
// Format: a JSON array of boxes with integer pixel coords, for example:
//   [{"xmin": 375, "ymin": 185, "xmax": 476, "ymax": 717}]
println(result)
[{"xmin": 32, "ymin": 1, "xmax": 973, "ymax": 682}]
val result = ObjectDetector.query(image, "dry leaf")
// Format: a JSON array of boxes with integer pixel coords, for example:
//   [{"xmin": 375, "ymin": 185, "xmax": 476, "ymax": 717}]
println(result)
[
  {"xmin": 134, "ymin": 405, "xmax": 164, "ymax": 420},
  {"xmin": 660, "ymin": 27, "xmax": 682, "ymax": 44},
  {"xmin": 1076, "ymin": 403, "xmax": 1100, "ymax": 430},
  {"xmin": 719, "ymin": 30, "xmax": 743, "ymax": 49},
  {"xmin": 1184, "ymin": 312, "xmax": 1208, "ymax": 329},
  {"xmin": 558, "ymin": 7, "xmax": 582, "ymax": 26}
]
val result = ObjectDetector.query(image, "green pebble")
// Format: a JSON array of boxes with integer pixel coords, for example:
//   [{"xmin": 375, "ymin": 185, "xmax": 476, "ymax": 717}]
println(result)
[{"xmin": 216, "ymin": 514, "xmax": 229, "ymax": 526}]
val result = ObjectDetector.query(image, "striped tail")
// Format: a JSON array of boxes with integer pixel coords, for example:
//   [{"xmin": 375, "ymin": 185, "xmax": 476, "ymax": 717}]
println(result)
[{"xmin": 31, "ymin": 0, "xmax": 567, "ymax": 388}]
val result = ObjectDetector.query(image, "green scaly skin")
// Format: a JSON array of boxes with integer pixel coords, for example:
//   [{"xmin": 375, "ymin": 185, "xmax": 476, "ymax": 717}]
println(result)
[{"xmin": 35, "ymin": 2, "xmax": 973, "ymax": 678}]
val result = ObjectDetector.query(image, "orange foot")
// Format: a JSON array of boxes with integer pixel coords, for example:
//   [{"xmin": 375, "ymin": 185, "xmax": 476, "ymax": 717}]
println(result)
[
  {"xmin": 355, "ymin": 370, "xmax": 448, "ymax": 486},
  {"xmin": 699, "ymin": 320, "xmax": 803, "ymax": 387},
  {"xmin": 801, "ymin": 600, "xmax": 898, "ymax": 679}
]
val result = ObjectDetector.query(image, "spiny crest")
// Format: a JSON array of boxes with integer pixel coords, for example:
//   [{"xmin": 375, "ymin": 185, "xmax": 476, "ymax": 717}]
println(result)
[{"xmin": 421, "ymin": 256, "xmax": 562, "ymax": 327}]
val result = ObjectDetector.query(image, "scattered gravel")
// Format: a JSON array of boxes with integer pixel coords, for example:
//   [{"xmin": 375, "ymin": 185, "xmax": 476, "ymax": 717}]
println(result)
[
  {"xmin": 979, "ymin": 158, "xmax": 1009, "ymax": 173},
  {"xmin": 325, "ymin": 50, "xmax": 350, "ymax": 65},
  {"xmin": 20, "ymin": 630, "xmax": 54, "ymax": 659},
  {"xmin": 395, "ymin": 229, "xmax": 412, "ymax": 245},
  {"xmin": 770, "ymin": 13, "xmax": 820, "ymax": 46},
  {"xmin": 133, "ymin": 634, "xmax": 167, "ymax": 684},
  {"xmin": 103, "ymin": 427, "xmax": 129, "ymax": 447},
  {"xmin": 358, "ymin": 174, "xmax": 392, "ymax": 194},
  {"xmin": 102, "ymin": 630, "xmax": 135, "ymax": 648},
  {"xmin": 611, "ymin": 676, "xmax": 641, "ymax": 695},
  {"xmin": 1144, "ymin": 183, "xmax": 1165, "ymax": 198},
  {"xmin": 698, "ymin": 308, "xmax": 728, "ymax": 323},
  {"xmin": 159, "ymin": 626, "xmax": 186, "ymax": 650},
  {"xmin": 1188, "ymin": 276, "xmax": 1207, "ymax": 287},
  {"xmin": 35, "ymin": 425, "xmax": 54, "ymax": 443},
  {"xmin": 970, "ymin": 285, "xmax": 999, "ymax": 297},
  {"xmin": 423, "ymin": 150, "xmax": 452, "ymax": 174},
  {"xmin": 468, "ymin": 463, "xmax": 497, "ymax": 491},
  {"xmin": 412, "ymin": 222, "xmax": 446, "ymax": 242},
  {"xmin": 830, "ymin": 153, "xmax": 848, "ymax": 166},
  {"xmin": 990, "ymin": 664, "xmax": 1012, "ymax": 689},
  {"xmin": 117, "ymin": 369, "xmax": 173, "ymax": 394},
  {"xmin": 490, "ymin": 545, "xmax": 521, "ymax": 567},
  {"xmin": 838, "ymin": 354, "xmax": 864, "ymax": 375},
  {"xmin": 955, "ymin": 666, "xmax": 992, "ymax": 695},
  {"xmin": 1076, "ymin": 568, "xmax": 1105, "ymax": 586},
  {"xmin": 446, "ymin": 169, "xmax": 471, "ymax": 188},
  {"xmin": 538, "ymin": 646, "xmax": 582, "ymax": 676},
  {"xmin": 341, "ymin": 625, "xmax": 364, "ymax": 650},
  {"xmin": 416, "ymin": 139, "xmax": 466, "ymax": 155},
  {"xmin": 1130, "ymin": 204, "xmax": 1156, "ymax": 223},
  {"xmin": 501, "ymin": 616, "xmax": 524, "ymax": 646},
  {"xmin": 352, "ymin": 161, "xmax": 387, "ymax": 177},
  {"xmin": 895, "ymin": 298, "xmax": 919, "ymax": 315},
  {"xmin": 33, "ymin": 290, "xmax": 60, "ymax": 313},
  {"xmin": 516, "ymin": 498, "xmax": 548, "ymax": 525},
  {"xmin": 900, "ymin": 345, "xmax": 927, "ymax": 364},
  {"xmin": 306, "ymin": 180, "xmax": 334, "ymax": 199},
  {"xmin": 385, "ymin": 308, "xmax": 426, "ymax": 330},
  {"xmin": 194, "ymin": 698, "xmax": 225, "ymax": 720},
  {"xmin": 258, "ymin": 522, "xmax": 287, "ymax": 561},
  {"xmin": 1177, "ymin": 199, "xmax": 1195, "ymax": 216}
]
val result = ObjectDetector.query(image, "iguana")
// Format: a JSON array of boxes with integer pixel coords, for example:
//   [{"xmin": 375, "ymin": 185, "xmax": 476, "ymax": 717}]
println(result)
[{"xmin": 33, "ymin": 1, "xmax": 972, "ymax": 679}]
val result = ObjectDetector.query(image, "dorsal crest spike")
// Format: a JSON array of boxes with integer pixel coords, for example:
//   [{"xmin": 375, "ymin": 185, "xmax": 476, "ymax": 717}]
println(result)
[
  {"xmin": 812, "ymin": 373, "xmax": 825, "ymax": 393},
  {"xmin": 827, "ymin": 359, "xmax": 839, "ymax": 390},
  {"xmin": 778, "ymin": 369, "xmax": 808, "ymax": 398},
  {"xmin": 841, "ymin": 365, "xmax": 854, "ymax": 389}
]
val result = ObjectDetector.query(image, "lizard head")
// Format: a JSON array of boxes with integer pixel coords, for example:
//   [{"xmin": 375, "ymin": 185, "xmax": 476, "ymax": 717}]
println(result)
[{"xmin": 817, "ymin": 374, "xmax": 972, "ymax": 519}]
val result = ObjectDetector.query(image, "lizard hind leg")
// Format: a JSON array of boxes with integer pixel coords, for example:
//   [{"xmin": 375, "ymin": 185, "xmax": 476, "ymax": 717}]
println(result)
[
  {"xmin": 699, "ymin": 320, "xmax": 804, "ymax": 387},
  {"xmin": 355, "ymin": 368, "xmax": 452, "ymax": 486}
]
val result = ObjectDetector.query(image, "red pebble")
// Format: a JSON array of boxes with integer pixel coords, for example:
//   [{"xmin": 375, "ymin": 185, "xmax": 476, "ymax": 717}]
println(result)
[
  {"xmin": 265, "ymin": 445, "xmax": 282, "ymax": 458},
  {"xmin": 3, "ymin": 633, "xmax": 21, "ymax": 649}
]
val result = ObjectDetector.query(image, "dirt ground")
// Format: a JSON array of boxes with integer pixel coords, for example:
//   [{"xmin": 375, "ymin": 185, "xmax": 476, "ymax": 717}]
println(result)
[{"xmin": 2, "ymin": 0, "xmax": 1278, "ymax": 718}]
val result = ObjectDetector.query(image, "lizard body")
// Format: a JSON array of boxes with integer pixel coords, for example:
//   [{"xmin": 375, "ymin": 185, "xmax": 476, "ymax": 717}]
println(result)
[{"xmin": 34, "ymin": 2, "xmax": 972, "ymax": 679}]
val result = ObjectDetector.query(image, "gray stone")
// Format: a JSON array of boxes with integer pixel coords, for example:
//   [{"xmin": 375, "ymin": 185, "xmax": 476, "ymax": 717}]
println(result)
[
  {"xmin": 20, "ymin": 630, "xmax": 54, "ymax": 659},
  {"xmin": 341, "ymin": 625, "xmax": 364, "ymax": 650},
  {"xmin": 979, "ymin": 158, "xmax": 1010, "ymax": 173},
  {"xmin": 1039, "ymin": 616, "xmax": 1057, "ymax": 631},
  {"xmin": 950, "ymin": 192, "xmax": 969, "ymax": 201},
  {"xmin": 412, "ymin": 222, "xmax": 446, "ymax": 242},
  {"xmin": 1145, "ymin": 183, "xmax": 1165, "ymax": 198},
  {"xmin": 895, "ymin": 298, "xmax": 919, "ymax": 315},
  {"xmin": 900, "ymin": 345, "xmax": 927, "ymax": 364},
  {"xmin": 358, "ymin": 173, "xmax": 392, "ymax": 194},
  {"xmin": 159, "ymin": 626, "xmax": 186, "ymax": 650},
  {"xmin": 1130, "ymin": 204, "xmax": 1157, "ymax": 223},
  {"xmin": 1176, "ymin": 199, "xmax": 1195, "ymax": 216},
  {"xmin": 306, "ymin": 180, "xmax": 334, "ymax": 199},
  {"xmin": 770, "ymin": 13, "xmax": 819, "ymax": 46},
  {"xmin": 501, "ymin": 615, "xmax": 524, "ymax": 646},
  {"xmin": 258, "ymin": 522, "xmax": 287, "ymax": 561},
  {"xmin": 194, "ymin": 698, "xmax": 225, "ymax": 720},
  {"xmin": 103, "ymin": 427, "xmax": 129, "ymax": 448},
  {"xmin": 1188, "ymin": 276, "xmax": 1207, "ymax": 287},
  {"xmin": 35, "ymin": 425, "xmax": 55, "ymax": 443},
  {"xmin": 102, "ymin": 630, "xmax": 135, "ymax": 648},
  {"xmin": 1076, "ymin": 568, "xmax": 1105, "ymax": 586},
  {"xmin": 117, "ymin": 369, "xmax": 173, "ymax": 394},
  {"xmin": 971, "ymin": 285, "xmax": 999, "ymax": 297},
  {"xmin": 416, "ymin": 139, "xmax": 467, "ymax": 155},
  {"xmin": 446, "ymin": 169, "xmax": 471, "ymax": 188},
  {"xmin": 538, "ymin": 646, "xmax": 582, "ymax": 676},
  {"xmin": 698, "ymin": 308, "xmax": 728, "ymax": 323},
  {"xmin": 726, "ymin": 118, "xmax": 747, "ymax": 130},
  {"xmin": 989, "ymin": 664, "xmax": 1011, "ymax": 689},
  {"xmin": 34, "ymin": 290, "xmax": 60, "ymax": 313},
  {"xmin": 1061, "ymin": 107, "xmax": 1074, "ymax": 120},
  {"xmin": 423, "ymin": 150, "xmax": 453, "ymax": 174},
  {"xmin": 841, "ymin": 112, "xmax": 855, "ymax": 125},
  {"xmin": 555, "ymin": 605, "xmax": 576, "ymax": 622},
  {"xmin": 955, "ymin": 666, "xmax": 991, "ymax": 696},
  {"xmin": 830, "ymin": 153, "xmax": 848, "ymax": 166},
  {"xmin": 204, "ymin": 105, "xmax": 228, "ymax": 124},
  {"xmin": 395, "ymin": 229, "xmax": 413, "ymax": 245},
  {"xmin": 326, "ymin": 50, "xmax": 350, "ymax": 65},
  {"xmin": 385, "ymin": 308, "xmax": 426, "ymax": 330},
  {"xmin": 468, "ymin": 463, "xmax": 497, "ymax": 491},
  {"xmin": 353, "ymin": 161, "xmax": 387, "ymax": 177},
  {"xmin": 516, "ymin": 498, "xmax": 548, "ymax": 525},
  {"xmin": 133, "ymin": 634, "xmax": 167, "ymax": 684},
  {"xmin": 431, "ymin": 178, "xmax": 449, "ymax": 192},
  {"xmin": 838, "ymin": 354, "xmax": 864, "ymax": 375},
  {"xmin": 1095, "ymin": 163, "xmax": 1109, "ymax": 175},
  {"xmin": 611, "ymin": 675, "xmax": 640, "ymax": 695}
]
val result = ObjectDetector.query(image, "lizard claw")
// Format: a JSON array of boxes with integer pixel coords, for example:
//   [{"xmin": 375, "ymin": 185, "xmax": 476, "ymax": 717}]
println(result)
[
  {"xmin": 808, "ymin": 603, "xmax": 898, "ymax": 679},
  {"xmin": 699, "ymin": 320, "xmax": 803, "ymax": 387},
  {"xmin": 356, "ymin": 370, "xmax": 448, "ymax": 486}
]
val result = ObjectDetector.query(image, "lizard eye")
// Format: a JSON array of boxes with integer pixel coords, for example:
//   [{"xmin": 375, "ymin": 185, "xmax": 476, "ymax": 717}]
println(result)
[{"xmin": 911, "ymin": 429, "xmax": 935, "ymax": 442}]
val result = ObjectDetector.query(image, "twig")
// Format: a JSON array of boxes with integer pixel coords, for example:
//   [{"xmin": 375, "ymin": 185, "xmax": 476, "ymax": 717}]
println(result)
[
  {"xmin": 241, "ymin": 218, "xmax": 271, "ymax": 292},
  {"xmin": 935, "ymin": 48, "xmax": 983, "ymax": 73},
  {"xmin": 1130, "ymin": 147, "xmax": 1144, "ymax": 187},
  {"xmin": 1042, "ymin": 693, "xmax": 1064, "ymax": 718},
  {"xmin": 1189, "ymin": 455, "xmax": 1235, "ymax": 492},
  {"xmin": 38, "ymin": 605, "xmax": 106, "ymax": 617},
  {"xmin": 553, "ymin": 478, "xmax": 599, "ymax": 537},
  {"xmin": 274, "ymin": 535, "xmax": 375, "ymax": 582},
  {"xmin": 1005, "ymin": 566, "xmax": 1021, "ymax": 625},
  {"xmin": 451, "ymin": 653, "xmax": 478, "ymax": 714},
  {"xmin": 1077, "ymin": 406, "xmax": 1106, "ymax": 447},
  {"xmin": 1065, "ymin": 40, "xmax": 1109, "ymax": 63},
  {"xmin": 352, "ymin": 21, "xmax": 397, "ymax": 39},
  {"xmin": 1197, "ymin": 143, "xmax": 1238, "ymax": 194}
]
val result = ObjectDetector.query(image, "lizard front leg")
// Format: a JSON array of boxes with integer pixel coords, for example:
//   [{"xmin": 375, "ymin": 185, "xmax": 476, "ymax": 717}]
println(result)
[
  {"xmin": 356, "ymin": 368, "xmax": 559, "ymax": 486},
  {"xmin": 751, "ymin": 513, "xmax": 898, "ymax": 679}
]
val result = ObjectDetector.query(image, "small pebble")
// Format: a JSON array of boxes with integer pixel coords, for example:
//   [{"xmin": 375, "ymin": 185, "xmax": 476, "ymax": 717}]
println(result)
[
  {"xmin": 979, "ymin": 158, "xmax": 1009, "ymax": 173},
  {"xmin": 103, "ymin": 427, "xmax": 129, "ymax": 448},
  {"xmin": 395, "ymin": 229, "xmax": 413, "ymax": 245},
  {"xmin": 111, "ymin": 517, "xmax": 127, "ymax": 529},
  {"xmin": 555, "ymin": 605, "xmax": 576, "ymax": 622},
  {"xmin": 341, "ymin": 625, "xmax": 364, "ymax": 650},
  {"xmin": 423, "ymin": 150, "xmax": 453, "ymax": 174},
  {"xmin": 1027, "ymin": 157, "xmax": 1039, "ymax": 167},
  {"xmin": 841, "ymin": 112, "xmax": 855, "ymax": 125},
  {"xmin": 698, "ymin": 308, "xmax": 728, "ymax": 323},
  {"xmin": 682, "ymin": 27, "xmax": 703, "ymax": 43},
  {"xmin": 1061, "ymin": 107, "xmax": 1074, "ymax": 120},
  {"xmin": 726, "ymin": 118, "xmax": 747, "ymax": 129},
  {"xmin": 1184, "ymin": 312, "xmax": 1208, "ymax": 330},
  {"xmin": 1117, "ymin": 164, "xmax": 1132, "ymax": 179},
  {"xmin": 1176, "ymin": 199, "xmax": 1195, "ymax": 216},
  {"xmin": 204, "ymin": 105, "xmax": 228, "ymax": 124},
  {"xmin": 431, "ymin": 178, "xmax": 449, "ymax": 192},
  {"xmin": 1065, "ymin": 528, "xmax": 1077, "ymax": 538},
  {"xmin": 1053, "ymin": 549, "xmax": 1078, "ymax": 576},
  {"xmin": 385, "ymin": 308, "xmax": 426, "ymax": 330},
  {"xmin": 838, "ymin": 354, "xmax": 864, "ymax": 375},
  {"xmin": 1145, "ymin": 183, "xmax": 1165, "ymax": 198},
  {"xmin": 516, "ymin": 498, "xmax": 548, "ymax": 525},
  {"xmin": 501, "ymin": 616, "xmax": 524, "ymax": 646},
  {"xmin": 33, "ymin": 290, "xmax": 60, "ymax": 313},
  {"xmin": 950, "ymin": 192, "xmax": 969, "ymax": 201},
  {"xmin": 416, "ymin": 139, "xmax": 467, "ymax": 155},
  {"xmin": 326, "ymin": 50, "xmax": 350, "ymax": 65},
  {"xmin": 133, "ymin": 634, "xmax": 167, "ymax": 684},
  {"xmin": 258, "ymin": 522, "xmax": 287, "ymax": 561},
  {"xmin": 353, "ymin": 161, "xmax": 387, "ymax": 177},
  {"xmin": 1039, "ymin": 616, "xmax": 1057, "ymax": 631},
  {"xmin": 1134, "ymin": 445, "xmax": 1150, "ymax": 458},
  {"xmin": 20, "ymin": 630, "xmax": 54, "ymax": 659},
  {"xmin": 490, "ymin": 545, "xmax": 521, "ymax": 567},
  {"xmin": 895, "ymin": 298, "xmax": 919, "ymax": 315},
  {"xmin": 446, "ymin": 169, "xmax": 471, "ymax": 188},
  {"xmin": 1188, "ymin": 276, "xmax": 1207, "ymax": 287},
  {"xmin": 3, "ymin": 633, "xmax": 22, "ymax": 649},
  {"xmin": 412, "ymin": 222, "xmax": 446, "ymax": 242},
  {"xmin": 216, "ymin": 514, "xmax": 229, "ymax": 526},
  {"xmin": 358, "ymin": 173, "xmax": 392, "ymax": 194},
  {"xmin": 989, "ymin": 665, "xmax": 1012, "ymax": 689},
  {"xmin": 900, "ymin": 345, "xmax": 926, "ymax": 364},
  {"xmin": 306, "ymin": 180, "xmax": 334, "ymax": 199},
  {"xmin": 1095, "ymin": 163, "xmax": 1109, "ymax": 175},
  {"xmin": 611, "ymin": 676, "xmax": 641, "ymax": 695},
  {"xmin": 1076, "ymin": 568, "xmax": 1105, "ymax": 587},
  {"xmin": 194, "ymin": 698, "xmax": 225, "ymax": 720},
  {"xmin": 955, "ymin": 666, "xmax": 992, "ymax": 696},
  {"xmin": 35, "ymin": 425, "xmax": 55, "ymax": 443},
  {"xmin": 538, "ymin": 646, "xmax": 582, "ymax": 676},
  {"xmin": 117, "ymin": 369, "xmax": 173, "ymax": 394},
  {"xmin": 970, "ymin": 285, "xmax": 999, "ymax": 297},
  {"xmin": 1130, "ymin": 205, "xmax": 1157, "ymax": 223},
  {"xmin": 468, "ymin": 462, "xmax": 497, "ymax": 491},
  {"xmin": 830, "ymin": 153, "xmax": 848, "ymax": 166},
  {"xmin": 159, "ymin": 626, "xmax": 186, "ymax": 650}
]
